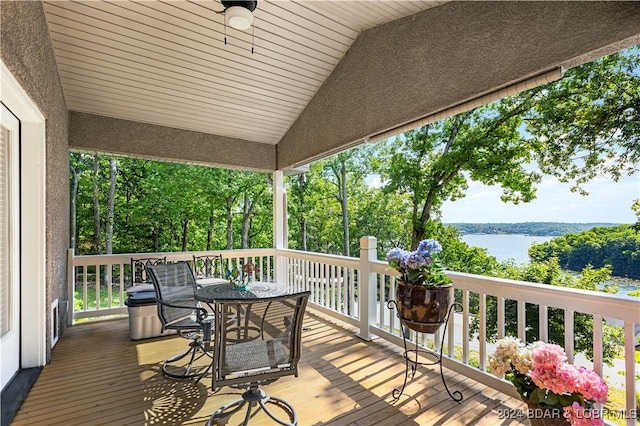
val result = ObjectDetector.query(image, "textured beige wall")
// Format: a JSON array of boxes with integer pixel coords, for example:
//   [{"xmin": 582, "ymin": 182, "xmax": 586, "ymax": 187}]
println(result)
[
  {"xmin": 277, "ymin": 1, "xmax": 640, "ymax": 169},
  {"xmin": 1, "ymin": 1, "xmax": 70, "ymax": 360},
  {"xmin": 69, "ymin": 112, "xmax": 277, "ymax": 172}
]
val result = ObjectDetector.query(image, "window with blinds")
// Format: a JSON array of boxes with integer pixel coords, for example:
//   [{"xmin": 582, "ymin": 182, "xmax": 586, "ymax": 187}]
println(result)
[{"xmin": 1, "ymin": 123, "xmax": 10, "ymax": 337}]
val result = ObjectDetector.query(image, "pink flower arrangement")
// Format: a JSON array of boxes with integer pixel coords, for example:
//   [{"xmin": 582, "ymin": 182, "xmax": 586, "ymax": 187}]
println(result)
[{"xmin": 489, "ymin": 337, "xmax": 608, "ymax": 425}]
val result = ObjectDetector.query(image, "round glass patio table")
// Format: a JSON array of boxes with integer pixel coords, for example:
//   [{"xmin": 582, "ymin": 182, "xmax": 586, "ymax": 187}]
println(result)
[{"xmin": 194, "ymin": 282, "xmax": 289, "ymax": 302}]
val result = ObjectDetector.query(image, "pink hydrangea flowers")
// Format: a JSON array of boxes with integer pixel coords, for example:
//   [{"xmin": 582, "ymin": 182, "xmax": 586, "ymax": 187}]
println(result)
[{"xmin": 489, "ymin": 338, "xmax": 608, "ymax": 426}]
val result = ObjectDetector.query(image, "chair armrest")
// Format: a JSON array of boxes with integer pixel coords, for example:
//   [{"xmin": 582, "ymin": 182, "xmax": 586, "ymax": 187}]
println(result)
[{"xmin": 154, "ymin": 299, "xmax": 210, "ymax": 323}]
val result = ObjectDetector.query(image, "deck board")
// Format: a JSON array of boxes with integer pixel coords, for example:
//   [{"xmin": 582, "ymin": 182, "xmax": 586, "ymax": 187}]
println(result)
[{"xmin": 12, "ymin": 309, "xmax": 529, "ymax": 425}]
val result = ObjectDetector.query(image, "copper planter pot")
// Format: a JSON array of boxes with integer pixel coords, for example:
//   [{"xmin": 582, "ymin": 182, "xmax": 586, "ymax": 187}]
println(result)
[{"xmin": 395, "ymin": 280, "xmax": 452, "ymax": 334}]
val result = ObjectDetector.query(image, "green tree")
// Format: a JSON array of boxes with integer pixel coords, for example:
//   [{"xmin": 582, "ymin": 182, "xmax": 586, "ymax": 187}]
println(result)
[
  {"xmin": 527, "ymin": 46, "xmax": 640, "ymax": 192},
  {"xmin": 379, "ymin": 105, "xmax": 540, "ymax": 249}
]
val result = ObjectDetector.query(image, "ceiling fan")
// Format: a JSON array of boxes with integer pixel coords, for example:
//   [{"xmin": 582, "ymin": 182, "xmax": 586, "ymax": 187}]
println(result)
[
  {"xmin": 217, "ymin": 1, "xmax": 258, "ymax": 53},
  {"xmin": 221, "ymin": 1, "xmax": 258, "ymax": 31}
]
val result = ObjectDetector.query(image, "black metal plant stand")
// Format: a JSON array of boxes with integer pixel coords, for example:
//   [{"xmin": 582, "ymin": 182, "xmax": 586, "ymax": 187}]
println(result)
[{"xmin": 387, "ymin": 301, "xmax": 464, "ymax": 403}]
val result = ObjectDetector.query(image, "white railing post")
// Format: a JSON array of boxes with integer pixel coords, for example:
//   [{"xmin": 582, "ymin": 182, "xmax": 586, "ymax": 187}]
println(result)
[
  {"xmin": 356, "ymin": 236, "xmax": 377, "ymax": 341},
  {"xmin": 272, "ymin": 170, "xmax": 287, "ymax": 285},
  {"xmin": 67, "ymin": 248, "xmax": 75, "ymax": 326}
]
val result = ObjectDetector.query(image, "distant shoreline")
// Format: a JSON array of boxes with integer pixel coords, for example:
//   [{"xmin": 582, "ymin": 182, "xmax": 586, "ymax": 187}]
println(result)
[{"xmin": 447, "ymin": 222, "xmax": 621, "ymax": 237}]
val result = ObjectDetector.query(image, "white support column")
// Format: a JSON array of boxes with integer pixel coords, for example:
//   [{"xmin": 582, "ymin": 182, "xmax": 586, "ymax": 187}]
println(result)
[
  {"xmin": 356, "ymin": 236, "xmax": 378, "ymax": 341},
  {"xmin": 272, "ymin": 171, "xmax": 287, "ymax": 285}
]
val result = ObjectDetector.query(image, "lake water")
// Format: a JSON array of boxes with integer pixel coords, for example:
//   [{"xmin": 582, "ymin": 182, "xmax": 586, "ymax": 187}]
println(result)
[
  {"xmin": 461, "ymin": 233, "xmax": 639, "ymax": 297},
  {"xmin": 461, "ymin": 234, "xmax": 553, "ymax": 264}
]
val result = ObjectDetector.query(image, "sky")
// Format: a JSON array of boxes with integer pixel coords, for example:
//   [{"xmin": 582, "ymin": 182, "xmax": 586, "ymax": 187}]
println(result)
[
  {"xmin": 440, "ymin": 173, "xmax": 639, "ymax": 224},
  {"xmin": 367, "ymin": 172, "xmax": 639, "ymax": 224}
]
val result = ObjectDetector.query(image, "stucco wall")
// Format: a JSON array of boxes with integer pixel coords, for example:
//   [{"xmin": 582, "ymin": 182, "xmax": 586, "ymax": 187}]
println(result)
[
  {"xmin": 1, "ymin": 1, "xmax": 70, "ymax": 360},
  {"xmin": 277, "ymin": 1, "xmax": 640, "ymax": 168},
  {"xmin": 69, "ymin": 112, "xmax": 277, "ymax": 172}
]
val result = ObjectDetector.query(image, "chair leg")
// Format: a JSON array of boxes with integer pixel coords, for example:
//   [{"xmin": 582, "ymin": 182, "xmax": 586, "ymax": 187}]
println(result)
[
  {"xmin": 207, "ymin": 387, "xmax": 296, "ymax": 426},
  {"xmin": 161, "ymin": 339, "xmax": 212, "ymax": 380}
]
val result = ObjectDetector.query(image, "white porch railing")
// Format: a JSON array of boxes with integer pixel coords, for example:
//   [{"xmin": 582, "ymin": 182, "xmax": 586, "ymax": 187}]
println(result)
[
  {"xmin": 68, "ymin": 237, "xmax": 639, "ymax": 425},
  {"xmin": 67, "ymin": 248, "xmax": 276, "ymax": 321}
]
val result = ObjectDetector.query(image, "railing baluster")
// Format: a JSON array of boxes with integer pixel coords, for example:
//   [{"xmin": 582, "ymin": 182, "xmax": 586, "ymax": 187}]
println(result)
[
  {"xmin": 82, "ymin": 266, "xmax": 88, "ymax": 313},
  {"xmin": 118, "ymin": 262, "xmax": 124, "ymax": 308},
  {"xmin": 497, "ymin": 296, "xmax": 505, "ymax": 339},
  {"xmin": 447, "ymin": 308, "xmax": 455, "ymax": 358},
  {"xmin": 96, "ymin": 265, "xmax": 101, "ymax": 310},
  {"xmin": 517, "ymin": 300, "xmax": 526, "ymax": 341},
  {"xmin": 539, "ymin": 304, "xmax": 548, "ymax": 342},
  {"xmin": 478, "ymin": 292, "xmax": 487, "ymax": 371},
  {"xmin": 592, "ymin": 314, "xmax": 603, "ymax": 378},
  {"xmin": 564, "ymin": 309, "xmax": 574, "ymax": 364},
  {"xmin": 107, "ymin": 263, "xmax": 113, "ymax": 308},
  {"xmin": 462, "ymin": 289, "xmax": 469, "ymax": 364},
  {"xmin": 338, "ymin": 266, "xmax": 342, "ymax": 312},
  {"xmin": 623, "ymin": 321, "xmax": 637, "ymax": 426}
]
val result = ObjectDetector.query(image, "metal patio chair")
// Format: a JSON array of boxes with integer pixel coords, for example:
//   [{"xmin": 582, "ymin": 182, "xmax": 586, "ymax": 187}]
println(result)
[
  {"xmin": 206, "ymin": 291, "xmax": 310, "ymax": 426},
  {"xmin": 146, "ymin": 261, "xmax": 214, "ymax": 380}
]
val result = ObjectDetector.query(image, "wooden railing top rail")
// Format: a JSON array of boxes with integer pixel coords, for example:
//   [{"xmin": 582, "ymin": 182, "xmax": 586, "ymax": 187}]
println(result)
[{"xmin": 276, "ymin": 248, "xmax": 359, "ymax": 269}]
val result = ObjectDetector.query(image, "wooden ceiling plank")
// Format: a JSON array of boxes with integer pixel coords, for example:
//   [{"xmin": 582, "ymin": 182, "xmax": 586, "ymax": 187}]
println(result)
[
  {"xmin": 66, "ymin": 98, "xmax": 284, "ymax": 144},
  {"xmin": 256, "ymin": 2, "xmax": 353, "ymax": 49},
  {"xmin": 116, "ymin": 0, "xmax": 339, "ymax": 74},
  {"xmin": 53, "ymin": 51, "xmax": 309, "ymax": 111},
  {"xmin": 62, "ymin": 85, "xmax": 292, "ymax": 131},
  {"xmin": 46, "ymin": 20, "xmax": 319, "ymax": 98},
  {"xmin": 55, "ymin": 58, "xmax": 309, "ymax": 112},
  {"xmin": 62, "ymin": 77, "xmax": 298, "ymax": 124},
  {"xmin": 55, "ymin": 55, "xmax": 305, "ymax": 115},
  {"xmin": 267, "ymin": 0, "xmax": 359, "ymax": 40},
  {"xmin": 45, "ymin": 10, "xmax": 334, "ymax": 83},
  {"xmin": 82, "ymin": 0, "xmax": 345, "ymax": 62},
  {"xmin": 47, "ymin": 1, "xmax": 339, "ymax": 72},
  {"xmin": 45, "ymin": 7, "xmax": 329, "ymax": 88},
  {"xmin": 50, "ymin": 35, "xmax": 315, "ymax": 105}
]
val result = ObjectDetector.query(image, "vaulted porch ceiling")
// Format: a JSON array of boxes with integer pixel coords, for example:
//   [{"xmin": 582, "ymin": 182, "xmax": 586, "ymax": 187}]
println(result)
[{"xmin": 47, "ymin": 1, "xmax": 640, "ymax": 171}]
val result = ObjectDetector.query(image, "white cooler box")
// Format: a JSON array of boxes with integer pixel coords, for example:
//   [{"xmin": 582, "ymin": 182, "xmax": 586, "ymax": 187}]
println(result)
[{"xmin": 125, "ymin": 286, "xmax": 176, "ymax": 340}]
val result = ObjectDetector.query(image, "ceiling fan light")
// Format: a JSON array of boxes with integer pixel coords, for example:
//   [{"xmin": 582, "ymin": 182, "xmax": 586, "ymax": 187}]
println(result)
[{"xmin": 225, "ymin": 6, "xmax": 254, "ymax": 31}]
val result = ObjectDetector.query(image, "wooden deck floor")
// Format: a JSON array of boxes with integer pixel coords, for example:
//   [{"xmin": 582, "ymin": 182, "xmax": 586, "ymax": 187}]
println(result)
[{"xmin": 12, "ymin": 309, "xmax": 529, "ymax": 426}]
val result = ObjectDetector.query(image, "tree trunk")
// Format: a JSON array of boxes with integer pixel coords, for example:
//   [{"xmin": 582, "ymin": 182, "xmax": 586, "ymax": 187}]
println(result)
[
  {"xmin": 105, "ymin": 159, "xmax": 116, "ymax": 255},
  {"xmin": 207, "ymin": 214, "xmax": 214, "ymax": 250},
  {"xmin": 92, "ymin": 155, "xmax": 102, "ymax": 254},
  {"xmin": 152, "ymin": 227, "xmax": 159, "ymax": 251},
  {"xmin": 103, "ymin": 159, "xmax": 117, "ymax": 286},
  {"xmin": 241, "ymin": 194, "xmax": 252, "ymax": 249},
  {"xmin": 298, "ymin": 174, "xmax": 307, "ymax": 251},
  {"xmin": 181, "ymin": 219, "xmax": 189, "ymax": 251},
  {"xmin": 339, "ymin": 162, "xmax": 350, "ymax": 257},
  {"xmin": 226, "ymin": 197, "xmax": 233, "ymax": 250}
]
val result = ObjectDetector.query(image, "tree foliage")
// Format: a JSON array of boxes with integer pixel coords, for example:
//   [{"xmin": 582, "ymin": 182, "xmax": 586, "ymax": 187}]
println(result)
[
  {"xmin": 526, "ymin": 47, "xmax": 640, "ymax": 191},
  {"xmin": 70, "ymin": 155, "xmax": 273, "ymax": 255},
  {"xmin": 529, "ymin": 225, "xmax": 640, "ymax": 278}
]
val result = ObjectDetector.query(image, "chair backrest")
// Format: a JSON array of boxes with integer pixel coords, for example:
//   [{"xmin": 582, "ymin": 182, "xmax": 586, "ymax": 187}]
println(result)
[
  {"xmin": 192, "ymin": 254, "xmax": 225, "ymax": 280},
  {"xmin": 130, "ymin": 257, "xmax": 167, "ymax": 285},
  {"xmin": 211, "ymin": 291, "xmax": 310, "ymax": 391},
  {"xmin": 146, "ymin": 262, "xmax": 200, "ymax": 330}
]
